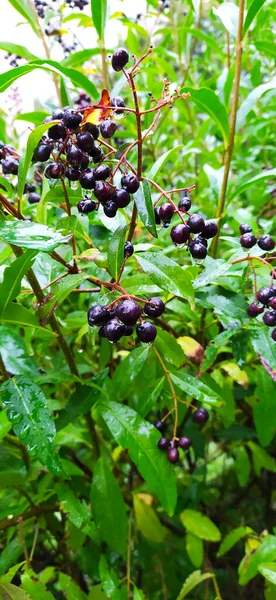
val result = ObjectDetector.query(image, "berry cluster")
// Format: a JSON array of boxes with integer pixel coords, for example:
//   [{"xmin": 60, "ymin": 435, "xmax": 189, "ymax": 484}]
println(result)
[
  {"xmin": 247, "ymin": 285, "xmax": 276, "ymax": 342},
  {"xmin": 87, "ymin": 293, "xmax": 165, "ymax": 344},
  {"xmin": 239, "ymin": 223, "xmax": 275, "ymax": 251},
  {"xmin": 155, "ymin": 190, "xmax": 218, "ymax": 260},
  {"xmin": 65, "ymin": 0, "xmax": 89, "ymax": 9},
  {"xmin": 156, "ymin": 408, "xmax": 209, "ymax": 464},
  {"xmin": 0, "ymin": 144, "xmax": 19, "ymax": 176}
]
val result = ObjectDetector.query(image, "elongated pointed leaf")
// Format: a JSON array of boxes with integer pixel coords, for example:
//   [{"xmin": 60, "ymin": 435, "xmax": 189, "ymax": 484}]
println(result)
[
  {"xmin": 0, "ymin": 41, "xmax": 39, "ymax": 61},
  {"xmin": 176, "ymin": 571, "xmax": 214, "ymax": 600},
  {"xmin": 258, "ymin": 563, "xmax": 276, "ymax": 585},
  {"xmin": 133, "ymin": 495, "xmax": 167, "ymax": 542},
  {"xmin": 136, "ymin": 252, "xmax": 194, "ymax": 303},
  {"xmin": 0, "ymin": 582, "xmax": 31, "ymax": 600},
  {"xmin": 38, "ymin": 273, "xmax": 87, "ymax": 322},
  {"xmin": 170, "ymin": 372, "xmax": 224, "ymax": 406},
  {"xmin": 56, "ymin": 371, "xmax": 108, "ymax": 431},
  {"xmin": 133, "ymin": 180, "xmax": 157, "ymax": 238},
  {"xmin": 1, "ymin": 303, "xmax": 56, "ymax": 334},
  {"xmin": 180, "ymin": 87, "xmax": 229, "ymax": 145},
  {"xmin": 180, "ymin": 509, "xmax": 221, "ymax": 541},
  {"xmin": 146, "ymin": 145, "xmax": 184, "ymax": 181},
  {"xmin": 243, "ymin": 0, "xmax": 267, "ymax": 35},
  {"xmin": 21, "ymin": 574, "xmax": 55, "ymax": 600},
  {"xmin": 91, "ymin": 0, "xmax": 107, "ymax": 40},
  {"xmin": 0, "ymin": 376, "xmax": 66, "ymax": 477},
  {"xmin": 56, "ymin": 482, "xmax": 90, "ymax": 528},
  {"xmin": 179, "ymin": 27, "xmax": 224, "ymax": 57},
  {"xmin": 0, "ymin": 221, "xmax": 71, "ymax": 252},
  {"xmin": 236, "ymin": 80, "xmax": 276, "ymax": 130},
  {"xmin": 0, "ymin": 327, "xmax": 37, "ymax": 375},
  {"xmin": 250, "ymin": 326, "xmax": 276, "ymax": 372},
  {"xmin": 0, "ymin": 250, "xmax": 37, "ymax": 315},
  {"xmin": 229, "ymin": 169, "xmax": 276, "ymax": 201},
  {"xmin": 213, "ymin": 2, "xmax": 239, "ymax": 37},
  {"xmin": 7, "ymin": 0, "xmax": 39, "ymax": 36},
  {"xmin": 107, "ymin": 224, "xmax": 127, "ymax": 280},
  {"xmin": 217, "ymin": 526, "xmax": 253, "ymax": 557},
  {"xmin": 97, "ymin": 400, "xmax": 177, "ymax": 515}
]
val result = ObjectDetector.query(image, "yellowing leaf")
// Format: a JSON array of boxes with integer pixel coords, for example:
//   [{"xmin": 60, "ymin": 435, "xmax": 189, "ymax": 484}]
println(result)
[
  {"xmin": 81, "ymin": 89, "xmax": 112, "ymax": 125},
  {"xmin": 177, "ymin": 336, "xmax": 204, "ymax": 365},
  {"xmin": 221, "ymin": 362, "xmax": 249, "ymax": 387}
]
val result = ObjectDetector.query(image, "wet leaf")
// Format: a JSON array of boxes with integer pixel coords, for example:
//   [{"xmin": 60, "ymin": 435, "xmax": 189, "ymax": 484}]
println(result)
[{"xmin": 0, "ymin": 221, "xmax": 71, "ymax": 252}]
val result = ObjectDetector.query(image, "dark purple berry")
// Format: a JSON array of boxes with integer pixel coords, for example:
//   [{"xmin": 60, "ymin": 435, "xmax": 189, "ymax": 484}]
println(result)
[
  {"xmin": 34, "ymin": 143, "xmax": 52, "ymax": 162},
  {"xmin": 100, "ymin": 120, "xmax": 117, "ymax": 139},
  {"xmin": 115, "ymin": 300, "xmax": 142, "ymax": 326},
  {"xmin": 90, "ymin": 146, "xmax": 105, "ymax": 164},
  {"xmin": 239, "ymin": 223, "xmax": 252, "ymax": 234},
  {"xmin": 112, "ymin": 188, "xmax": 131, "ymax": 208},
  {"xmin": 124, "ymin": 241, "xmax": 134, "ymax": 258},
  {"xmin": 170, "ymin": 223, "xmax": 190, "ymax": 244},
  {"xmin": 111, "ymin": 96, "xmax": 126, "ymax": 114},
  {"xmin": 48, "ymin": 123, "xmax": 66, "ymax": 140},
  {"xmin": 194, "ymin": 236, "xmax": 208, "ymax": 247},
  {"xmin": 82, "ymin": 123, "xmax": 99, "ymax": 139},
  {"xmin": 93, "ymin": 164, "xmax": 111, "ymax": 181},
  {"xmin": 2, "ymin": 157, "xmax": 19, "ymax": 175},
  {"xmin": 28, "ymin": 192, "xmax": 40, "ymax": 204},
  {"xmin": 158, "ymin": 437, "xmax": 170, "ymax": 450},
  {"xmin": 99, "ymin": 326, "xmax": 106, "ymax": 337},
  {"xmin": 62, "ymin": 110, "xmax": 82, "ymax": 130},
  {"xmin": 269, "ymin": 297, "xmax": 276, "ymax": 310},
  {"xmin": 44, "ymin": 162, "xmax": 64, "ymax": 179},
  {"xmin": 178, "ymin": 197, "xmax": 191, "ymax": 212},
  {"xmin": 154, "ymin": 207, "xmax": 161, "ymax": 224},
  {"xmin": 178, "ymin": 436, "xmax": 192, "ymax": 450},
  {"xmin": 111, "ymin": 47, "xmax": 129, "ymax": 72},
  {"xmin": 187, "ymin": 214, "xmax": 205, "ymax": 233},
  {"xmin": 154, "ymin": 420, "xmax": 165, "ymax": 432},
  {"xmin": 258, "ymin": 235, "xmax": 275, "ymax": 251},
  {"xmin": 256, "ymin": 287, "xmax": 275, "ymax": 305},
  {"xmin": 124, "ymin": 326, "xmax": 133, "ymax": 336},
  {"xmin": 65, "ymin": 167, "xmax": 80, "ymax": 181},
  {"xmin": 201, "ymin": 221, "xmax": 218, "ymax": 239},
  {"xmin": 121, "ymin": 173, "xmax": 140, "ymax": 194},
  {"xmin": 80, "ymin": 154, "xmax": 90, "ymax": 170},
  {"xmin": 247, "ymin": 302, "xmax": 264, "ymax": 317},
  {"xmin": 76, "ymin": 132, "xmax": 95, "ymax": 152},
  {"xmin": 144, "ymin": 297, "xmax": 165, "ymax": 318},
  {"xmin": 136, "ymin": 321, "xmax": 157, "ymax": 343},
  {"xmin": 159, "ymin": 203, "xmax": 174, "ymax": 224},
  {"xmin": 104, "ymin": 201, "xmax": 117, "ymax": 217},
  {"xmin": 24, "ymin": 183, "xmax": 36, "ymax": 193},
  {"xmin": 272, "ymin": 328, "xmax": 276, "ymax": 342},
  {"xmin": 263, "ymin": 310, "xmax": 276, "ymax": 327},
  {"xmin": 79, "ymin": 169, "xmax": 95, "ymax": 190},
  {"xmin": 77, "ymin": 199, "xmax": 97, "ymax": 214},
  {"xmin": 190, "ymin": 242, "xmax": 207, "ymax": 260},
  {"xmin": 52, "ymin": 108, "xmax": 64, "ymax": 120},
  {"xmin": 240, "ymin": 233, "xmax": 257, "ymax": 248},
  {"xmin": 94, "ymin": 181, "xmax": 111, "ymax": 203},
  {"xmin": 104, "ymin": 319, "xmax": 125, "ymax": 342},
  {"xmin": 168, "ymin": 447, "xmax": 179, "ymax": 463},
  {"xmin": 88, "ymin": 304, "xmax": 107, "ymax": 326},
  {"xmin": 193, "ymin": 407, "xmax": 209, "ymax": 425},
  {"xmin": 67, "ymin": 145, "xmax": 84, "ymax": 167}
]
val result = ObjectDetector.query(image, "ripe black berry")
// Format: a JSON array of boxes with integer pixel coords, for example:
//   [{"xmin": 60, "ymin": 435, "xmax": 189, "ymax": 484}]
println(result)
[
  {"xmin": 2, "ymin": 157, "xmax": 19, "ymax": 175},
  {"xmin": 79, "ymin": 169, "xmax": 95, "ymax": 190},
  {"xmin": 48, "ymin": 123, "xmax": 66, "ymax": 140},
  {"xmin": 170, "ymin": 223, "xmax": 190, "ymax": 244},
  {"xmin": 269, "ymin": 297, "xmax": 276, "ymax": 310},
  {"xmin": 112, "ymin": 188, "xmax": 131, "ymax": 208},
  {"xmin": 87, "ymin": 304, "xmax": 107, "ymax": 326},
  {"xmin": 239, "ymin": 223, "xmax": 252, "ymax": 234},
  {"xmin": 52, "ymin": 108, "xmax": 64, "ymax": 120},
  {"xmin": 76, "ymin": 132, "xmax": 95, "ymax": 152},
  {"xmin": 201, "ymin": 221, "xmax": 218, "ymax": 239},
  {"xmin": 77, "ymin": 199, "xmax": 96, "ymax": 214},
  {"xmin": 115, "ymin": 300, "xmax": 142, "ymax": 325},
  {"xmin": 93, "ymin": 164, "xmax": 111, "ymax": 181},
  {"xmin": 80, "ymin": 154, "xmax": 90, "ymax": 170},
  {"xmin": 44, "ymin": 162, "xmax": 64, "ymax": 179},
  {"xmin": 94, "ymin": 181, "xmax": 111, "ymax": 203},
  {"xmin": 34, "ymin": 143, "xmax": 52, "ymax": 162},
  {"xmin": 65, "ymin": 167, "xmax": 80, "ymax": 181},
  {"xmin": 104, "ymin": 319, "xmax": 125, "ymax": 342},
  {"xmin": 90, "ymin": 146, "xmax": 105, "ymax": 164},
  {"xmin": 256, "ymin": 287, "xmax": 275, "ymax": 305},
  {"xmin": 167, "ymin": 447, "xmax": 179, "ymax": 463},
  {"xmin": 159, "ymin": 203, "xmax": 174, "ymax": 225},
  {"xmin": 121, "ymin": 173, "xmax": 140, "ymax": 194},
  {"xmin": 111, "ymin": 48, "xmax": 129, "ymax": 71},
  {"xmin": 28, "ymin": 192, "xmax": 40, "ymax": 204},
  {"xmin": 111, "ymin": 96, "xmax": 126, "ymax": 114},
  {"xmin": 193, "ymin": 407, "xmax": 209, "ymax": 424},
  {"xmin": 154, "ymin": 420, "xmax": 165, "ymax": 432},
  {"xmin": 258, "ymin": 234, "xmax": 275, "ymax": 251},
  {"xmin": 240, "ymin": 233, "xmax": 257, "ymax": 248},
  {"xmin": 62, "ymin": 110, "xmax": 82, "ymax": 130},
  {"xmin": 263, "ymin": 310, "xmax": 276, "ymax": 327},
  {"xmin": 187, "ymin": 214, "xmax": 205, "ymax": 233},
  {"xmin": 247, "ymin": 302, "xmax": 264, "ymax": 317},
  {"xmin": 124, "ymin": 326, "xmax": 133, "ymax": 336},
  {"xmin": 154, "ymin": 207, "xmax": 161, "ymax": 224},
  {"xmin": 158, "ymin": 437, "xmax": 170, "ymax": 450},
  {"xmin": 82, "ymin": 123, "xmax": 99, "ymax": 139},
  {"xmin": 194, "ymin": 236, "xmax": 208, "ymax": 247},
  {"xmin": 104, "ymin": 201, "xmax": 117, "ymax": 217},
  {"xmin": 136, "ymin": 322, "xmax": 157, "ymax": 343},
  {"xmin": 24, "ymin": 183, "xmax": 36, "ymax": 193},
  {"xmin": 178, "ymin": 436, "xmax": 192, "ymax": 450},
  {"xmin": 272, "ymin": 328, "xmax": 276, "ymax": 342},
  {"xmin": 100, "ymin": 120, "xmax": 117, "ymax": 139},
  {"xmin": 67, "ymin": 145, "xmax": 84, "ymax": 167},
  {"xmin": 190, "ymin": 242, "xmax": 207, "ymax": 260},
  {"xmin": 124, "ymin": 241, "xmax": 134, "ymax": 258},
  {"xmin": 178, "ymin": 197, "xmax": 191, "ymax": 212},
  {"xmin": 144, "ymin": 297, "xmax": 165, "ymax": 318}
]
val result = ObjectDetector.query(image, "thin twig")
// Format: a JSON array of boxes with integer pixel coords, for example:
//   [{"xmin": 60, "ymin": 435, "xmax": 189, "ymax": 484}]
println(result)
[
  {"xmin": 18, "ymin": 517, "xmax": 31, "ymax": 568},
  {"xmin": 153, "ymin": 346, "xmax": 178, "ymax": 439}
]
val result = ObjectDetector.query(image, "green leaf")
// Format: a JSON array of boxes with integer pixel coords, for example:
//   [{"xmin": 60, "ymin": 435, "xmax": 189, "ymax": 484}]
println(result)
[
  {"xmin": 180, "ymin": 509, "xmax": 221, "ymax": 541},
  {"xmin": 17, "ymin": 121, "xmax": 58, "ymax": 199},
  {"xmin": 133, "ymin": 495, "xmax": 167, "ymax": 543},
  {"xmin": 176, "ymin": 570, "xmax": 214, "ymax": 600},
  {"xmin": 136, "ymin": 253, "xmax": 194, "ymax": 304},
  {"xmin": 0, "ymin": 376, "xmax": 66, "ymax": 477},
  {"xmin": 91, "ymin": 456, "xmax": 128, "ymax": 554},
  {"xmin": 0, "ymin": 583, "xmax": 31, "ymax": 600},
  {"xmin": 179, "ymin": 27, "xmax": 224, "ymax": 57},
  {"xmin": 38, "ymin": 273, "xmax": 87, "ymax": 322},
  {"xmin": 259, "ymin": 563, "xmax": 276, "ymax": 585},
  {"xmin": 97, "ymin": 400, "xmax": 177, "ymax": 515},
  {"xmin": 155, "ymin": 329, "xmax": 185, "ymax": 368},
  {"xmin": 138, "ymin": 377, "xmax": 165, "ymax": 418},
  {"xmin": 228, "ymin": 169, "xmax": 276, "ymax": 201},
  {"xmin": 58, "ymin": 573, "xmax": 87, "ymax": 600},
  {"xmin": 243, "ymin": 0, "xmax": 267, "ymax": 35},
  {"xmin": 15, "ymin": 111, "xmax": 49, "ymax": 126},
  {"xmin": 239, "ymin": 535, "xmax": 276, "ymax": 585},
  {"xmin": 254, "ymin": 41, "xmax": 276, "ymax": 59},
  {"xmin": 186, "ymin": 533, "xmax": 204, "ymax": 568},
  {"xmin": 0, "ymin": 562, "xmax": 25, "ymax": 584},
  {"xmin": 253, "ymin": 371, "xmax": 276, "ymax": 446},
  {"xmin": 99, "ymin": 556, "xmax": 121, "ymax": 600},
  {"xmin": 56, "ymin": 371, "xmax": 108, "ymax": 431},
  {"xmin": 235, "ymin": 446, "xmax": 251, "ymax": 487},
  {"xmin": 0, "ymin": 42, "xmax": 39, "ymax": 61},
  {"xmin": 146, "ymin": 145, "xmax": 184, "ymax": 181},
  {"xmin": 170, "ymin": 371, "xmax": 224, "ymax": 407},
  {"xmin": 1, "ymin": 303, "xmax": 55, "ymax": 333},
  {"xmin": 62, "ymin": 48, "xmax": 102, "ymax": 67},
  {"xmin": 236, "ymin": 80, "xmax": 276, "ymax": 130},
  {"xmin": 180, "ymin": 87, "xmax": 229, "ymax": 145},
  {"xmin": 0, "ymin": 220, "xmax": 71, "ymax": 252},
  {"xmin": 56, "ymin": 483, "xmax": 90, "ymax": 529},
  {"xmin": 0, "ymin": 175, "xmax": 14, "ymax": 196},
  {"xmin": 133, "ymin": 180, "xmax": 157, "ymax": 238},
  {"xmin": 112, "ymin": 347, "xmax": 149, "ymax": 399},
  {"xmin": 250, "ymin": 326, "xmax": 276, "ymax": 372},
  {"xmin": 7, "ymin": 0, "xmax": 39, "ymax": 36},
  {"xmin": 217, "ymin": 527, "xmax": 253, "ymax": 557},
  {"xmin": 0, "ymin": 328, "xmax": 37, "ymax": 376},
  {"xmin": 213, "ymin": 2, "xmax": 239, "ymax": 37},
  {"xmin": 107, "ymin": 224, "xmax": 127, "ymax": 280},
  {"xmin": 0, "ymin": 250, "xmax": 37, "ymax": 315},
  {"xmin": 21, "ymin": 573, "xmax": 55, "ymax": 600},
  {"xmin": 133, "ymin": 587, "xmax": 146, "ymax": 600},
  {"xmin": 91, "ymin": 0, "xmax": 107, "ymax": 40},
  {"xmin": 248, "ymin": 442, "xmax": 276, "ymax": 475}
]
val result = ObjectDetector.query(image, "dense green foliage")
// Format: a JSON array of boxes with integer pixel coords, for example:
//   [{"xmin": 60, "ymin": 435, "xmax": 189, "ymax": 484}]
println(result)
[{"xmin": 0, "ymin": 0, "xmax": 275, "ymax": 599}]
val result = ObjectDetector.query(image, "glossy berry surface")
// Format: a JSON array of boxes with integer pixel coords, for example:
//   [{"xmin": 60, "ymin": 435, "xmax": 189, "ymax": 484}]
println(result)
[
  {"xmin": 48, "ymin": 123, "xmax": 66, "ymax": 140},
  {"xmin": 62, "ymin": 110, "xmax": 82, "ymax": 130},
  {"xmin": 87, "ymin": 304, "xmax": 107, "ymax": 326},
  {"xmin": 34, "ymin": 143, "xmax": 52, "ymax": 162},
  {"xmin": 93, "ymin": 164, "xmax": 111, "ymax": 181},
  {"xmin": 124, "ymin": 326, "xmax": 134, "ymax": 336},
  {"xmin": 76, "ymin": 132, "xmax": 95, "ymax": 152},
  {"xmin": 94, "ymin": 181, "xmax": 111, "ymax": 203},
  {"xmin": 100, "ymin": 120, "xmax": 117, "ymax": 139},
  {"xmin": 52, "ymin": 108, "xmax": 64, "ymax": 119},
  {"xmin": 28, "ymin": 192, "xmax": 40, "ymax": 204},
  {"xmin": 178, "ymin": 197, "xmax": 191, "ymax": 212},
  {"xmin": 178, "ymin": 436, "xmax": 192, "ymax": 450},
  {"xmin": 158, "ymin": 437, "xmax": 170, "ymax": 450},
  {"xmin": 79, "ymin": 169, "xmax": 95, "ymax": 190},
  {"xmin": 240, "ymin": 233, "xmax": 257, "ymax": 248},
  {"xmin": 167, "ymin": 447, "xmax": 179, "ymax": 463},
  {"xmin": 124, "ymin": 241, "xmax": 134, "ymax": 258},
  {"xmin": 44, "ymin": 162, "xmax": 64, "ymax": 179},
  {"xmin": 187, "ymin": 214, "xmax": 205, "ymax": 233},
  {"xmin": 111, "ymin": 47, "xmax": 129, "ymax": 71},
  {"xmin": 136, "ymin": 322, "xmax": 157, "ymax": 343},
  {"xmin": 272, "ymin": 329, "xmax": 276, "ymax": 342},
  {"xmin": 263, "ymin": 310, "xmax": 276, "ymax": 326},
  {"xmin": 239, "ymin": 223, "xmax": 252, "ymax": 234},
  {"xmin": 247, "ymin": 302, "xmax": 264, "ymax": 317},
  {"xmin": 104, "ymin": 319, "xmax": 125, "ymax": 342},
  {"xmin": 112, "ymin": 188, "xmax": 131, "ymax": 208},
  {"xmin": 193, "ymin": 407, "xmax": 209, "ymax": 424},
  {"xmin": 190, "ymin": 242, "xmax": 207, "ymax": 260},
  {"xmin": 111, "ymin": 96, "xmax": 126, "ymax": 113},
  {"xmin": 115, "ymin": 300, "xmax": 142, "ymax": 325},
  {"xmin": 170, "ymin": 223, "xmax": 190, "ymax": 244},
  {"xmin": 2, "ymin": 157, "xmax": 19, "ymax": 175},
  {"xmin": 269, "ymin": 297, "xmax": 276, "ymax": 310},
  {"xmin": 83, "ymin": 123, "xmax": 99, "ymax": 139},
  {"xmin": 258, "ymin": 234, "xmax": 275, "ymax": 251},
  {"xmin": 77, "ymin": 199, "xmax": 96, "ymax": 214},
  {"xmin": 65, "ymin": 167, "xmax": 80, "ymax": 181},
  {"xmin": 194, "ymin": 236, "xmax": 208, "ymax": 247},
  {"xmin": 154, "ymin": 420, "xmax": 165, "ymax": 432},
  {"xmin": 159, "ymin": 203, "xmax": 174, "ymax": 224},
  {"xmin": 201, "ymin": 221, "xmax": 218, "ymax": 239},
  {"xmin": 104, "ymin": 201, "xmax": 117, "ymax": 217},
  {"xmin": 144, "ymin": 297, "xmax": 165, "ymax": 318},
  {"xmin": 256, "ymin": 287, "xmax": 275, "ymax": 305},
  {"xmin": 154, "ymin": 207, "xmax": 161, "ymax": 224},
  {"xmin": 121, "ymin": 173, "xmax": 140, "ymax": 194}
]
